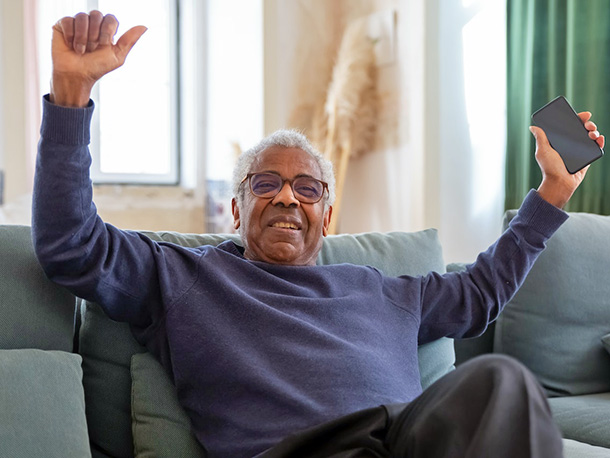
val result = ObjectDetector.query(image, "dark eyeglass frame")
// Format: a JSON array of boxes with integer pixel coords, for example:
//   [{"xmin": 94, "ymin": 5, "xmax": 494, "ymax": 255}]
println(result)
[{"xmin": 240, "ymin": 172, "xmax": 329, "ymax": 204}]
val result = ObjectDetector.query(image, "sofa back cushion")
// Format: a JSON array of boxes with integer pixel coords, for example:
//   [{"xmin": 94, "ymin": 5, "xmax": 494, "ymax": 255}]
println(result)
[
  {"xmin": 0, "ymin": 225, "xmax": 75, "ymax": 351},
  {"xmin": 80, "ymin": 229, "xmax": 452, "ymax": 457},
  {"xmin": 494, "ymin": 211, "xmax": 610, "ymax": 396}
]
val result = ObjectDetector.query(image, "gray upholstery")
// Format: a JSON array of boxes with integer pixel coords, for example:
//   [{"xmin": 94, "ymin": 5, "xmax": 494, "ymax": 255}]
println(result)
[
  {"xmin": 494, "ymin": 211, "xmax": 610, "ymax": 397},
  {"xmin": 2, "ymin": 219, "xmax": 608, "ymax": 457},
  {"xmin": 454, "ymin": 211, "xmax": 610, "ymax": 456},
  {"xmin": 550, "ymin": 393, "xmax": 610, "ymax": 449},
  {"xmin": 0, "ymin": 225, "xmax": 75, "ymax": 351}
]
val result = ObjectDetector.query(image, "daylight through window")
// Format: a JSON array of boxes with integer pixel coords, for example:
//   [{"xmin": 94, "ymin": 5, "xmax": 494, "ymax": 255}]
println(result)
[{"xmin": 37, "ymin": 0, "xmax": 178, "ymax": 184}]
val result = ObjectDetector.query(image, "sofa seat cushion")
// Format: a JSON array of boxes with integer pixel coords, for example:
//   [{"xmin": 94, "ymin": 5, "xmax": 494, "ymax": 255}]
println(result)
[
  {"xmin": 494, "ymin": 212, "xmax": 610, "ymax": 396},
  {"xmin": 563, "ymin": 438, "xmax": 610, "ymax": 458},
  {"xmin": 549, "ymin": 393, "xmax": 610, "ymax": 449},
  {"xmin": 0, "ymin": 349, "xmax": 91, "ymax": 458}
]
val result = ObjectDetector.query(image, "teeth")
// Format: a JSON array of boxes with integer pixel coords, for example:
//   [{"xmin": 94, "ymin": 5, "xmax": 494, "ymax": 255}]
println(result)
[{"xmin": 272, "ymin": 222, "xmax": 298, "ymax": 230}]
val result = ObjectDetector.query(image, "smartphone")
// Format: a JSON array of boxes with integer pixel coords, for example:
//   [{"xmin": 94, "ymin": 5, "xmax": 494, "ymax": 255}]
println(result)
[{"xmin": 531, "ymin": 96, "xmax": 604, "ymax": 174}]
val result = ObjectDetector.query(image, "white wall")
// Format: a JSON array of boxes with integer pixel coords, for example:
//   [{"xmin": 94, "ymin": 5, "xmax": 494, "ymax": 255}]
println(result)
[
  {"xmin": 263, "ymin": 0, "xmax": 506, "ymax": 263},
  {"xmin": 0, "ymin": 0, "xmax": 28, "ymax": 207},
  {"xmin": 341, "ymin": 0, "xmax": 427, "ymax": 235},
  {"xmin": 0, "ymin": 0, "xmax": 4, "ymax": 202},
  {"xmin": 426, "ymin": 0, "xmax": 506, "ymax": 262}
]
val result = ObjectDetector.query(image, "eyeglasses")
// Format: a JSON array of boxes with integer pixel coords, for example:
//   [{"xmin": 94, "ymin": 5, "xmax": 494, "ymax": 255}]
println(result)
[{"xmin": 240, "ymin": 172, "xmax": 329, "ymax": 204}]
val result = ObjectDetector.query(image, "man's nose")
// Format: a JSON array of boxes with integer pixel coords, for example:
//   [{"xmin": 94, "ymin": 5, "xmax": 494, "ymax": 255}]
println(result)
[{"xmin": 271, "ymin": 181, "xmax": 300, "ymax": 207}]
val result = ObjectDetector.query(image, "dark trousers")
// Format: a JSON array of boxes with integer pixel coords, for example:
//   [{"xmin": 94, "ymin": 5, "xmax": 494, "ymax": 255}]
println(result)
[{"xmin": 259, "ymin": 355, "xmax": 563, "ymax": 458}]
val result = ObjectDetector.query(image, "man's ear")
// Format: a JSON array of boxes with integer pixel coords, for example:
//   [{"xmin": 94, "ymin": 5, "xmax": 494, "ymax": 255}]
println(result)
[
  {"xmin": 231, "ymin": 198, "xmax": 241, "ymax": 230},
  {"xmin": 322, "ymin": 206, "xmax": 333, "ymax": 237}
]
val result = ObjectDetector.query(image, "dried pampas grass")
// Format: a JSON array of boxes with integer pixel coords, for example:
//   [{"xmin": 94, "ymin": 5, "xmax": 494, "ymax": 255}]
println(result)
[
  {"xmin": 313, "ymin": 17, "xmax": 378, "ymax": 233},
  {"xmin": 322, "ymin": 18, "xmax": 378, "ymax": 161}
]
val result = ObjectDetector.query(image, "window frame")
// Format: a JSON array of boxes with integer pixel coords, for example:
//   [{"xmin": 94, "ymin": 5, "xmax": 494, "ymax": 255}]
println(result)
[
  {"xmin": 36, "ymin": 0, "xmax": 181, "ymax": 186},
  {"xmin": 89, "ymin": 0, "xmax": 180, "ymax": 185}
]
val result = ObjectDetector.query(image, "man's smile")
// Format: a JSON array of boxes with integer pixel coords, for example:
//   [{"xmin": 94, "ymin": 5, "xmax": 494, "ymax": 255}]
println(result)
[
  {"xmin": 270, "ymin": 221, "xmax": 300, "ymax": 230},
  {"xmin": 267, "ymin": 215, "xmax": 302, "ymax": 231}
]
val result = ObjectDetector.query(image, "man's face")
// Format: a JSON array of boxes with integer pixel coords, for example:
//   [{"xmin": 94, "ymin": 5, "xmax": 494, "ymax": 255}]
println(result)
[{"xmin": 231, "ymin": 146, "xmax": 332, "ymax": 266}]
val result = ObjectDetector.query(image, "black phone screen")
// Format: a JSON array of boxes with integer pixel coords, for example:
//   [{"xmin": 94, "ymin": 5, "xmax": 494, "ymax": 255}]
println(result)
[{"xmin": 531, "ymin": 96, "xmax": 604, "ymax": 174}]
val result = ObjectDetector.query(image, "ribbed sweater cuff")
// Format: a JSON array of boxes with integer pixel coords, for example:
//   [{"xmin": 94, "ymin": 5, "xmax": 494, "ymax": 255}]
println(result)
[
  {"xmin": 517, "ymin": 189, "xmax": 569, "ymax": 238},
  {"xmin": 40, "ymin": 95, "xmax": 95, "ymax": 145}
]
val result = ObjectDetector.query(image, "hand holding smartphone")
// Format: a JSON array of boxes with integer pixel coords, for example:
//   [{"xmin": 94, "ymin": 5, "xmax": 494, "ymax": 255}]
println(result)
[{"xmin": 531, "ymin": 96, "xmax": 604, "ymax": 174}]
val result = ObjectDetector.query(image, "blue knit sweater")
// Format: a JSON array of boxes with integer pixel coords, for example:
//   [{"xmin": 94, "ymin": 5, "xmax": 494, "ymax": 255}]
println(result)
[{"xmin": 32, "ymin": 97, "xmax": 568, "ymax": 457}]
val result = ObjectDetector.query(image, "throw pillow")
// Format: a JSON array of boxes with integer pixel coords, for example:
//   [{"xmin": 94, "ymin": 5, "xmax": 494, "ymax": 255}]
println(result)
[
  {"xmin": 131, "ymin": 352, "xmax": 206, "ymax": 458},
  {"xmin": 0, "ymin": 349, "xmax": 91, "ymax": 458},
  {"xmin": 78, "ymin": 300, "xmax": 146, "ymax": 458}
]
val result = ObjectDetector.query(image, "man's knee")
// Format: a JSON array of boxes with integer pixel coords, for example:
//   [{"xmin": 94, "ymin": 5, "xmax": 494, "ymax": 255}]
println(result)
[
  {"xmin": 386, "ymin": 354, "xmax": 559, "ymax": 457},
  {"xmin": 450, "ymin": 353, "xmax": 551, "ymax": 409},
  {"xmin": 459, "ymin": 353, "xmax": 535, "ymax": 385}
]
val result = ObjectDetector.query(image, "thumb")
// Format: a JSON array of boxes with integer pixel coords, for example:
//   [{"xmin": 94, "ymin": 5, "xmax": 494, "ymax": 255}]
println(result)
[
  {"xmin": 529, "ymin": 125, "xmax": 550, "ymax": 148},
  {"xmin": 52, "ymin": 20, "xmax": 72, "ymax": 51},
  {"xmin": 114, "ymin": 25, "xmax": 147, "ymax": 62}
]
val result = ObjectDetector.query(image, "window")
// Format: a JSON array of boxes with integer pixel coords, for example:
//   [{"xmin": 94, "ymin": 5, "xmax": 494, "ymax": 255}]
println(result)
[{"xmin": 37, "ymin": 0, "xmax": 178, "ymax": 184}]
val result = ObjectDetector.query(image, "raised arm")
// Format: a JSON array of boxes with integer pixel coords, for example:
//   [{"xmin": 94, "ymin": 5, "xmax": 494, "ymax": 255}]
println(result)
[
  {"xmin": 412, "ymin": 113, "xmax": 604, "ymax": 343},
  {"xmin": 32, "ymin": 12, "xmax": 198, "ymax": 330}
]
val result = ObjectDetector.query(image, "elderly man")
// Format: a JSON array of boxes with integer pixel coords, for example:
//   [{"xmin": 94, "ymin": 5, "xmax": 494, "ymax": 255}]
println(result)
[{"xmin": 33, "ymin": 11, "xmax": 604, "ymax": 458}]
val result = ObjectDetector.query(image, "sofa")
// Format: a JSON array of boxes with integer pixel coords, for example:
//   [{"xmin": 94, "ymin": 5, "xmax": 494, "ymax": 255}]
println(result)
[
  {"xmin": 0, "ymin": 211, "xmax": 608, "ymax": 457},
  {"xmin": 451, "ymin": 210, "xmax": 610, "ymax": 457}
]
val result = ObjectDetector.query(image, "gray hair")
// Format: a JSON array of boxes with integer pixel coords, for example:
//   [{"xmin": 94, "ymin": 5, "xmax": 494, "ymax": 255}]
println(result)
[{"xmin": 232, "ymin": 129, "xmax": 336, "ymax": 209}]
